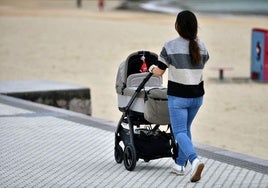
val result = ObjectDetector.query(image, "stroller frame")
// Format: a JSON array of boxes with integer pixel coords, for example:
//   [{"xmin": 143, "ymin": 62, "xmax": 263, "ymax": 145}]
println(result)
[{"xmin": 114, "ymin": 51, "xmax": 177, "ymax": 171}]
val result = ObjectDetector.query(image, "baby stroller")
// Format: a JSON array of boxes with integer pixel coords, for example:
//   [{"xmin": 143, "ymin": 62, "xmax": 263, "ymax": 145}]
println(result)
[{"xmin": 114, "ymin": 50, "xmax": 177, "ymax": 171}]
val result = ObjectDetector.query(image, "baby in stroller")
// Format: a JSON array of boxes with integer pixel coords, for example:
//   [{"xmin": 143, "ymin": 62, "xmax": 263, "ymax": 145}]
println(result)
[{"xmin": 114, "ymin": 50, "xmax": 177, "ymax": 171}]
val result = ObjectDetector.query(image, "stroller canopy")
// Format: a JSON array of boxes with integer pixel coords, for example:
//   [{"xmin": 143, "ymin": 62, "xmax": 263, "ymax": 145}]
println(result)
[{"xmin": 115, "ymin": 51, "xmax": 159, "ymax": 95}]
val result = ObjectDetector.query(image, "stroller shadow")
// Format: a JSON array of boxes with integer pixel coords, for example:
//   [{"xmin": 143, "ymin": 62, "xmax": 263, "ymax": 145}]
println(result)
[{"xmin": 134, "ymin": 159, "xmax": 171, "ymax": 171}]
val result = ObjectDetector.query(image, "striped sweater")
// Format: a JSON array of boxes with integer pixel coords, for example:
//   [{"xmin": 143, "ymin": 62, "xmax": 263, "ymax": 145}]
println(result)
[{"xmin": 158, "ymin": 37, "xmax": 209, "ymax": 98}]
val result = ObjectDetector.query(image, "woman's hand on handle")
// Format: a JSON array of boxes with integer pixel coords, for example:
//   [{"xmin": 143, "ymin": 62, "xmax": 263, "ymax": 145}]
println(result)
[
  {"xmin": 149, "ymin": 65, "xmax": 165, "ymax": 76},
  {"xmin": 149, "ymin": 65, "xmax": 157, "ymax": 73}
]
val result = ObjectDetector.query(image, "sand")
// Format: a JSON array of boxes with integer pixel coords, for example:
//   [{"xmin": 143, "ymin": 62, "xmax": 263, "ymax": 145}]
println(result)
[{"xmin": 0, "ymin": 0, "xmax": 268, "ymax": 160}]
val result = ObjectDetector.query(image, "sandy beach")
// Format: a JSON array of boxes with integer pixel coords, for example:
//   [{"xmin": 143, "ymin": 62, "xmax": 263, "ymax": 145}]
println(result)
[{"xmin": 0, "ymin": 0, "xmax": 268, "ymax": 160}]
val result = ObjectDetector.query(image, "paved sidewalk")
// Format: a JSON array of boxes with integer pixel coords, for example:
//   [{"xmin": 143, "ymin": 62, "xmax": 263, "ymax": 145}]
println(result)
[{"xmin": 0, "ymin": 95, "xmax": 267, "ymax": 188}]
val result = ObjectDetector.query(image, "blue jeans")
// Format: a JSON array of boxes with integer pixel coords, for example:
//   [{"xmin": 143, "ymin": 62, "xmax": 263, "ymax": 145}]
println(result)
[{"xmin": 168, "ymin": 95, "xmax": 203, "ymax": 166}]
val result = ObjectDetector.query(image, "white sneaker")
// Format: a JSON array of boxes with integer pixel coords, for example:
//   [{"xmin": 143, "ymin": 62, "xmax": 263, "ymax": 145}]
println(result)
[
  {"xmin": 190, "ymin": 158, "xmax": 204, "ymax": 182},
  {"xmin": 171, "ymin": 163, "xmax": 185, "ymax": 176}
]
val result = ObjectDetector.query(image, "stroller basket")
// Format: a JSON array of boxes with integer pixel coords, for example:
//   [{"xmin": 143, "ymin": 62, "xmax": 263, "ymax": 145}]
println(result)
[{"xmin": 120, "ymin": 127, "xmax": 173, "ymax": 160}]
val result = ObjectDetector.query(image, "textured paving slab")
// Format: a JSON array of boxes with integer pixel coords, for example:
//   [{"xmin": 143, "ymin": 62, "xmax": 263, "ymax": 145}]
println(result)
[{"xmin": 0, "ymin": 95, "xmax": 268, "ymax": 188}]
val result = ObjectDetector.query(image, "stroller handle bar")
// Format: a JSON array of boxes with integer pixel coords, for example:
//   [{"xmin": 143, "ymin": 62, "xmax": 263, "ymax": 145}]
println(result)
[
  {"xmin": 124, "ymin": 72, "xmax": 153, "ymax": 113},
  {"xmin": 136, "ymin": 72, "xmax": 153, "ymax": 92}
]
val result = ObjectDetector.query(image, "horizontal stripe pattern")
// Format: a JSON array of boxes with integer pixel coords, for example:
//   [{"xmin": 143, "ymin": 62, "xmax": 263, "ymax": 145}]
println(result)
[
  {"xmin": 159, "ymin": 37, "xmax": 209, "ymax": 98},
  {"xmin": 170, "ymin": 54, "xmax": 205, "ymax": 69},
  {"xmin": 169, "ymin": 65, "xmax": 203, "ymax": 85},
  {"xmin": 168, "ymin": 81, "xmax": 205, "ymax": 98},
  {"xmin": 164, "ymin": 37, "xmax": 208, "ymax": 55}
]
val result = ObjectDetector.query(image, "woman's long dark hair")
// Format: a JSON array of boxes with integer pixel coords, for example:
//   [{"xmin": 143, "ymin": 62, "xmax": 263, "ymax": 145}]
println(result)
[{"xmin": 175, "ymin": 10, "xmax": 201, "ymax": 65}]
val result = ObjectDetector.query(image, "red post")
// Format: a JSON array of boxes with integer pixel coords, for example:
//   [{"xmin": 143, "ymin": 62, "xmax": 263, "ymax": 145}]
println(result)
[{"xmin": 98, "ymin": 0, "xmax": 104, "ymax": 11}]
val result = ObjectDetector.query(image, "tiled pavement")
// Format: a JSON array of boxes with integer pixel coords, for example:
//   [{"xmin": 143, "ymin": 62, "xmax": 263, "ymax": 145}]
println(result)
[{"xmin": 0, "ymin": 94, "xmax": 267, "ymax": 188}]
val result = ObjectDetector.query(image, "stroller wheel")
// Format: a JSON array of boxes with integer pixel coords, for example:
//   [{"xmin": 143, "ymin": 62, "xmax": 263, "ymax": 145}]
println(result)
[
  {"xmin": 123, "ymin": 144, "xmax": 137, "ymax": 171},
  {"xmin": 114, "ymin": 145, "xmax": 124, "ymax": 163}
]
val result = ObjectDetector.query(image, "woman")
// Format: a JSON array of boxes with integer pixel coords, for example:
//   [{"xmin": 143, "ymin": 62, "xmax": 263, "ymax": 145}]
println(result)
[{"xmin": 149, "ymin": 10, "xmax": 209, "ymax": 182}]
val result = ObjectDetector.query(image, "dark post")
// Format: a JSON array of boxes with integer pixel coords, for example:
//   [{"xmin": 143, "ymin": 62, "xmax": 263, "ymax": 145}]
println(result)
[
  {"xmin": 219, "ymin": 69, "xmax": 224, "ymax": 80},
  {"xmin": 77, "ymin": 0, "xmax": 82, "ymax": 8}
]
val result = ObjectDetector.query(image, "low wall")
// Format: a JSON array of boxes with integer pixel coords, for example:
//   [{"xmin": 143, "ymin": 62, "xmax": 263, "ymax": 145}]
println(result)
[{"xmin": 0, "ymin": 80, "xmax": 92, "ymax": 116}]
